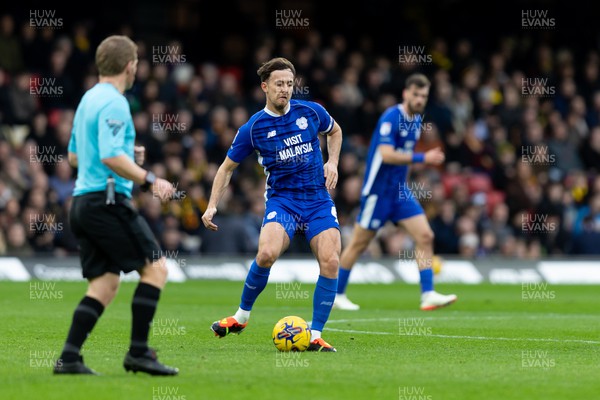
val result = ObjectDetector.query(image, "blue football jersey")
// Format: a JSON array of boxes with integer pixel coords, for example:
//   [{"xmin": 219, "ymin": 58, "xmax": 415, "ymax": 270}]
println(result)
[
  {"xmin": 227, "ymin": 99, "xmax": 334, "ymax": 199},
  {"xmin": 361, "ymin": 104, "xmax": 422, "ymax": 197}
]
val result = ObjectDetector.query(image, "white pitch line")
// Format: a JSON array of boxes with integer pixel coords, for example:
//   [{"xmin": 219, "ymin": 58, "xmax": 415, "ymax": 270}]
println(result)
[
  {"xmin": 324, "ymin": 327, "xmax": 600, "ymax": 345},
  {"xmin": 326, "ymin": 314, "xmax": 599, "ymax": 324}
]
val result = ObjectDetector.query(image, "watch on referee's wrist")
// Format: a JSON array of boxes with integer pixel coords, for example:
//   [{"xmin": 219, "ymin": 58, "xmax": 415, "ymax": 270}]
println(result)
[{"xmin": 140, "ymin": 171, "xmax": 156, "ymax": 192}]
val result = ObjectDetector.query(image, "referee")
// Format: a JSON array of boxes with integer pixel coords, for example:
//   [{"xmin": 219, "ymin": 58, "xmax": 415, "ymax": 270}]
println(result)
[{"xmin": 53, "ymin": 35, "xmax": 178, "ymax": 376}]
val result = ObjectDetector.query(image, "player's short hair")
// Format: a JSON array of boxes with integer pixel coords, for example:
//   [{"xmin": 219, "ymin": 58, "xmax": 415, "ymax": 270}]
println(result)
[
  {"xmin": 95, "ymin": 35, "xmax": 138, "ymax": 77},
  {"xmin": 405, "ymin": 73, "xmax": 430, "ymax": 89},
  {"xmin": 257, "ymin": 57, "xmax": 296, "ymax": 82}
]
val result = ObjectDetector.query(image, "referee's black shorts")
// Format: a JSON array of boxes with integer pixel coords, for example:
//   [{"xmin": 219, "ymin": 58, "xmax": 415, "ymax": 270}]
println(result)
[{"xmin": 70, "ymin": 192, "xmax": 161, "ymax": 280}]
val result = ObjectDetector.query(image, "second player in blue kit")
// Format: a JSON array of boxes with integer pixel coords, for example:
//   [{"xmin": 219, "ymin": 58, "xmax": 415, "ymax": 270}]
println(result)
[{"xmin": 334, "ymin": 73, "xmax": 457, "ymax": 312}]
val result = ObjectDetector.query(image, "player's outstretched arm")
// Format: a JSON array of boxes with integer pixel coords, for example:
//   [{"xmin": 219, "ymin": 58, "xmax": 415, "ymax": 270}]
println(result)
[
  {"xmin": 379, "ymin": 145, "xmax": 445, "ymax": 166},
  {"xmin": 202, "ymin": 156, "xmax": 240, "ymax": 231},
  {"xmin": 324, "ymin": 121, "xmax": 342, "ymax": 190}
]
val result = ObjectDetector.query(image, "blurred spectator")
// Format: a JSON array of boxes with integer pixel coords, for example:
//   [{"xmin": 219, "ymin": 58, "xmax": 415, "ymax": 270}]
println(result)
[
  {"xmin": 430, "ymin": 199, "xmax": 458, "ymax": 254},
  {"xmin": 547, "ymin": 120, "xmax": 583, "ymax": 174},
  {"xmin": 572, "ymin": 193, "xmax": 600, "ymax": 254},
  {"xmin": 481, "ymin": 202, "xmax": 513, "ymax": 242},
  {"xmin": 5, "ymin": 222, "xmax": 34, "ymax": 256},
  {"xmin": 458, "ymin": 232, "xmax": 479, "ymax": 257},
  {"xmin": 6, "ymin": 72, "xmax": 37, "ymax": 125},
  {"xmin": 0, "ymin": 227, "xmax": 6, "ymax": 255},
  {"xmin": 161, "ymin": 228, "xmax": 188, "ymax": 254},
  {"xmin": 581, "ymin": 126, "xmax": 600, "ymax": 173},
  {"xmin": 49, "ymin": 161, "xmax": 74, "ymax": 205},
  {"xmin": 0, "ymin": 15, "xmax": 24, "ymax": 73},
  {"xmin": 477, "ymin": 230, "xmax": 497, "ymax": 256}
]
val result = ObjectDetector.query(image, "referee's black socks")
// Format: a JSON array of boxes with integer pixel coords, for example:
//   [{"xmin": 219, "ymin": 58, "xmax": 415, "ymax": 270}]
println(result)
[
  {"xmin": 129, "ymin": 282, "xmax": 161, "ymax": 357},
  {"xmin": 60, "ymin": 296, "xmax": 105, "ymax": 363}
]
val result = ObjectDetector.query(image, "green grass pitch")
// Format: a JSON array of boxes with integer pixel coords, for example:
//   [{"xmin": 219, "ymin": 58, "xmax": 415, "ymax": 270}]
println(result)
[{"xmin": 1, "ymin": 280, "xmax": 598, "ymax": 399}]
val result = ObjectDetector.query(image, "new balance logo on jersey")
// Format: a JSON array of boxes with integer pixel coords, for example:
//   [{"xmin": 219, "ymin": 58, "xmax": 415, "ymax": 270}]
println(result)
[{"xmin": 267, "ymin": 130, "xmax": 277, "ymax": 138}]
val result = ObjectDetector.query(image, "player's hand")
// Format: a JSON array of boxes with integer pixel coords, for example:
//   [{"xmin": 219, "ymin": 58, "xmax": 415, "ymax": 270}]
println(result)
[
  {"xmin": 151, "ymin": 178, "xmax": 175, "ymax": 201},
  {"xmin": 323, "ymin": 161, "xmax": 338, "ymax": 190},
  {"xmin": 134, "ymin": 146, "xmax": 145, "ymax": 166},
  {"xmin": 424, "ymin": 147, "xmax": 445, "ymax": 166},
  {"xmin": 202, "ymin": 207, "xmax": 218, "ymax": 231}
]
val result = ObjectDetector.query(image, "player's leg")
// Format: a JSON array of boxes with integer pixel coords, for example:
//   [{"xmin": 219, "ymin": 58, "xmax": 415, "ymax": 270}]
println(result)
[
  {"xmin": 335, "ymin": 223, "xmax": 376, "ymax": 310},
  {"xmin": 211, "ymin": 199, "xmax": 293, "ymax": 338},
  {"xmin": 399, "ymin": 214, "xmax": 457, "ymax": 310},
  {"xmin": 303, "ymin": 197, "xmax": 341, "ymax": 352},
  {"xmin": 234, "ymin": 222, "xmax": 290, "ymax": 322},
  {"xmin": 55, "ymin": 194, "xmax": 120, "ymax": 375},
  {"xmin": 102, "ymin": 198, "xmax": 179, "ymax": 376},
  {"xmin": 55, "ymin": 269, "xmax": 120, "ymax": 375},
  {"xmin": 129, "ymin": 257, "xmax": 168, "ymax": 358},
  {"xmin": 68, "ymin": 195, "xmax": 177, "ymax": 375},
  {"xmin": 308, "ymin": 227, "xmax": 341, "ymax": 351},
  {"xmin": 336, "ymin": 193, "xmax": 386, "ymax": 310},
  {"xmin": 123, "ymin": 255, "xmax": 177, "ymax": 375}
]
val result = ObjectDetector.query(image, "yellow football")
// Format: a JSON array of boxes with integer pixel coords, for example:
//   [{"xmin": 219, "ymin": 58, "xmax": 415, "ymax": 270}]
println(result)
[{"xmin": 272, "ymin": 315, "xmax": 311, "ymax": 352}]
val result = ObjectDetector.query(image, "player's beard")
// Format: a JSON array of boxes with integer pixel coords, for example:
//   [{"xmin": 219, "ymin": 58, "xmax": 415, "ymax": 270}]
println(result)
[
  {"xmin": 273, "ymin": 95, "xmax": 289, "ymax": 112},
  {"xmin": 407, "ymin": 101, "xmax": 425, "ymax": 115}
]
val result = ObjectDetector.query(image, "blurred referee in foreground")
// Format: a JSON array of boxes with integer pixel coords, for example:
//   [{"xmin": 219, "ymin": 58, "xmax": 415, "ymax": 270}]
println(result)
[{"xmin": 53, "ymin": 35, "xmax": 178, "ymax": 376}]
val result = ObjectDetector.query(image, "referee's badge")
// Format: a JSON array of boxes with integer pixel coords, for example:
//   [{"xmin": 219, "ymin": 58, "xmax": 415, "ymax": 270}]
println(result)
[{"xmin": 106, "ymin": 119, "xmax": 124, "ymax": 136}]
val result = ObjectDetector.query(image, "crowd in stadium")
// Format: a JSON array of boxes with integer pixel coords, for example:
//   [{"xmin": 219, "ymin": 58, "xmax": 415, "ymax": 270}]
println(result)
[{"xmin": 1, "ymin": 12, "xmax": 599, "ymax": 258}]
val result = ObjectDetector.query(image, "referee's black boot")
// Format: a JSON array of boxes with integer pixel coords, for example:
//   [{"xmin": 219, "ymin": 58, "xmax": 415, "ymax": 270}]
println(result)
[
  {"xmin": 123, "ymin": 348, "xmax": 178, "ymax": 376},
  {"xmin": 53, "ymin": 355, "xmax": 99, "ymax": 375}
]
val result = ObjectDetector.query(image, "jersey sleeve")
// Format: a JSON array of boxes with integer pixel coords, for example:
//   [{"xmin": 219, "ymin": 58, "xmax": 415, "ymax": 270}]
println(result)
[
  {"xmin": 307, "ymin": 101, "xmax": 335, "ymax": 134},
  {"xmin": 98, "ymin": 99, "xmax": 131, "ymax": 160},
  {"xmin": 375, "ymin": 109, "xmax": 398, "ymax": 146},
  {"xmin": 227, "ymin": 125, "xmax": 254, "ymax": 163}
]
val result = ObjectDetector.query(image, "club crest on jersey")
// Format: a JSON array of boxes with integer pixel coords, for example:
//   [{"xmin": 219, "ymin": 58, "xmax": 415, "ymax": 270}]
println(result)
[
  {"xmin": 296, "ymin": 116, "xmax": 308, "ymax": 130},
  {"xmin": 267, "ymin": 130, "xmax": 277, "ymax": 138}
]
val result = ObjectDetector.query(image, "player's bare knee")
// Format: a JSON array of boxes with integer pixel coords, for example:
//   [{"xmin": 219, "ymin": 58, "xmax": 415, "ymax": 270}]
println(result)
[
  {"xmin": 256, "ymin": 247, "xmax": 278, "ymax": 267},
  {"xmin": 154, "ymin": 260, "xmax": 169, "ymax": 284},
  {"xmin": 319, "ymin": 253, "xmax": 339, "ymax": 278},
  {"xmin": 417, "ymin": 230, "xmax": 435, "ymax": 247},
  {"xmin": 140, "ymin": 257, "xmax": 168, "ymax": 286},
  {"xmin": 87, "ymin": 279, "xmax": 119, "ymax": 306},
  {"xmin": 354, "ymin": 236, "xmax": 371, "ymax": 252}
]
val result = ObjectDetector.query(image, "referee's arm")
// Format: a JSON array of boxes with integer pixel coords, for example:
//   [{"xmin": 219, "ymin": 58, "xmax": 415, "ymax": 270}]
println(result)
[
  {"xmin": 102, "ymin": 155, "xmax": 175, "ymax": 200},
  {"xmin": 68, "ymin": 152, "xmax": 78, "ymax": 168},
  {"xmin": 102, "ymin": 154, "xmax": 147, "ymax": 184}
]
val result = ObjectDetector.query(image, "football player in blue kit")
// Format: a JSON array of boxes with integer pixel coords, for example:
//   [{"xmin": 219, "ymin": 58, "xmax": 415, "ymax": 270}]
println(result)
[
  {"xmin": 334, "ymin": 73, "xmax": 457, "ymax": 311},
  {"xmin": 202, "ymin": 57, "xmax": 342, "ymax": 352}
]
